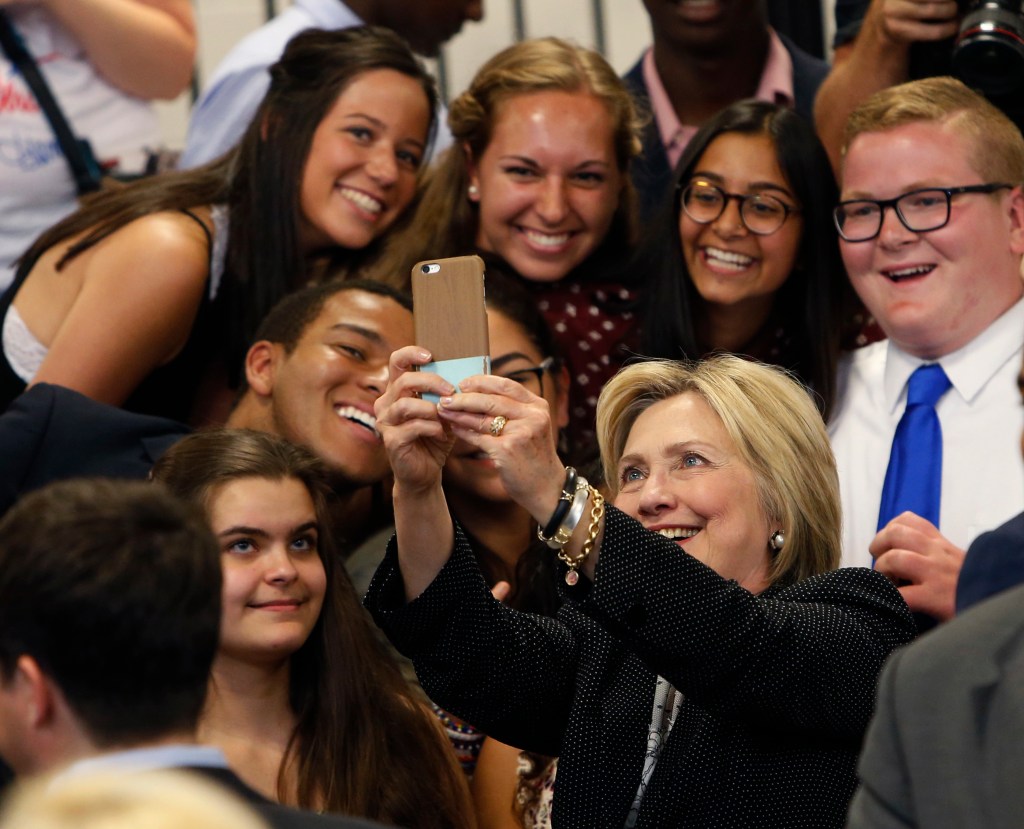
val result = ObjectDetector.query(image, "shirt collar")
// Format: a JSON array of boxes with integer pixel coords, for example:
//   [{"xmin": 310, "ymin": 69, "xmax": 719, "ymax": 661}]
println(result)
[
  {"xmin": 755, "ymin": 28, "xmax": 795, "ymax": 107},
  {"xmin": 54, "ymin": 745, "xmax": 230, "ymax": 787},
  {"xmin": 642, "ymin": 47, "xmax": 686, "ymax": 164},
  {"xmin": 642, "ymin": 28, "xmax": 795, "ymax": 172},
  {"xmin": 883, "ymin": 296, "xmax": 1024, "ymax": 412}
]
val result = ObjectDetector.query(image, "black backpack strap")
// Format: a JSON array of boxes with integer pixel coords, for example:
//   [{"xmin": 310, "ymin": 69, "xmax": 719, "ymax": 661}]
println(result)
[{"xmin": 0, "ymin": 10, "xmax": 104, "ymax": 195}]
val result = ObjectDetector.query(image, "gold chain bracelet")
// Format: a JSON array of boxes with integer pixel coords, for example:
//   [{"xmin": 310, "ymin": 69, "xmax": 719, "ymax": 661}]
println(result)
[{"xmin": 557, "ymin": 487, "xmax": 605, "ymax": 586}]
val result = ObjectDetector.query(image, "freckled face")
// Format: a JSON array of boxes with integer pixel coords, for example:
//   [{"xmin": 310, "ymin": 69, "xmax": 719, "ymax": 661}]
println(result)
[
  {"xmin": 209, "ymin": 476, "xmax": 327, "ymax": 665},
  {"xmin": 469, "ymin": 90, "xmax": 623, "ymax": 283},
  {"xmin": 613, "ymin": 392, "xmax": 771, "ymax": 593},
  {"xmin": 298, "ymin": 69, "xmax": 431, "ymax": 254}
]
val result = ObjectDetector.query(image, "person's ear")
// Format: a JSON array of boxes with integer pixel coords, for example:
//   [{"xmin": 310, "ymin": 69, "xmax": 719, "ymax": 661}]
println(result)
[
  {"xmin": 244, "ymin": 341, "xmax": 282, "ymax": 398},
  {"xmin": 1007, "ymin": 185, "xmax": 1024, "ymax": 257},
  {"xmin": 464, "ymin": 142, "xmax": 481, "ymax": 203},
  {"xmin": 11, "ymin": 656, "xmax": 53, "ymax": 728}
]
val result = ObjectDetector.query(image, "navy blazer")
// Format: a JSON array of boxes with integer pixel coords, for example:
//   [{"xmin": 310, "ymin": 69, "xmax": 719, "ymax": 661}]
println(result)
[
  {"xmin": 367, "ymin": 507, "xmax": 915, "ymax": 828},
  {"xmin": 622, "ymin": 33, "xmax": 829, "ymax": 221},
  {"xmin": 956, "ymin": 512, "xmax": 1024, "ymax": 612},
  {"xmin": 0, "ymin": 383, "xmax": 189, "ymax": 517}
]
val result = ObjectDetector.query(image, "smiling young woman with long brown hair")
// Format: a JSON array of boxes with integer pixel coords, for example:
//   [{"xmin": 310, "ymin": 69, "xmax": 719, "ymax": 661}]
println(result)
[{"xmin": 152, "ymin": 429, "xmax": 472, "ymax": 828}]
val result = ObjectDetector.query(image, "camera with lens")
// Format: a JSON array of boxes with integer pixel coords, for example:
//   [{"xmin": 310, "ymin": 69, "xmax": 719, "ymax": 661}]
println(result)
[{"xmin": 953, "ymin": 1, "xmax": 1024, "ymax": 96}]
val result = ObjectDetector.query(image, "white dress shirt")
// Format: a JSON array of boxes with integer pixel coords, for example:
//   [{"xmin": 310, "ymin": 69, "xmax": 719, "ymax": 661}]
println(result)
[{"xmin": 830, "ymin": 297, "xmax": 1024, "ymax": 568}]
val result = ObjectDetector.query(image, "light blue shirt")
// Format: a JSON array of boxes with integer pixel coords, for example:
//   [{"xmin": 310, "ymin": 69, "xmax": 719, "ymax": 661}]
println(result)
[
  {"xmin": 180, "ymin": 0, "xmax": 451, "ymax": 169},
  {"xmin": 180, "ymin": 0, "xmax": 362, "ymax": 168},
  {"xmin": 54, "ymin": 744, "xmax": 229, "ymax": 786}
]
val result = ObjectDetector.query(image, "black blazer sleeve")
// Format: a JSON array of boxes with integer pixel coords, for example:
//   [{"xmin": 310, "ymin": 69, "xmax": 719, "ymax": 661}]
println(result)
[{"xmin": 365, "ymin": 523, "xmax": 580, "ymax": 756}]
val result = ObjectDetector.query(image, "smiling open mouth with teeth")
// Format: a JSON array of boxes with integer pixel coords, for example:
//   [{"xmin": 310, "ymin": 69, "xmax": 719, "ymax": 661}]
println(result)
[
  {"xmin": 339, "ymin": 186, "xmax": 383, "ymax": 215},
  {"xmin": 656, "ymin": 527, "xmax": 700, "ymax": 540},
  {"xmin": 521, "ymin": 227, "xmax": 572, "ymax": 249},
  {"xmin": 335, "ymin": 405, "xmax": 379, "ymax": 438},
  {"xmin": 703, "ymin": 246, "xmax": 755, "ymax": 271},
  {"xmin": 882, "ymin": 264, "xmax": 935, "ymax": 282}
]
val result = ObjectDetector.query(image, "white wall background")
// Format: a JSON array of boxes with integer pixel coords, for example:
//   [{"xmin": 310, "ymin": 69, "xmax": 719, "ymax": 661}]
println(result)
[{"xmin": 156, "ymin": 0, "xmax": 839, "ymax": 150}]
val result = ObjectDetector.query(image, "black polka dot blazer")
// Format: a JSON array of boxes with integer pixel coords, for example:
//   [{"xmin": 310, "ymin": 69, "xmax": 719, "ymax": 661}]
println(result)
[{"xmin": 366, "ymin": 507, "xmax": 916, "ymax": 829}]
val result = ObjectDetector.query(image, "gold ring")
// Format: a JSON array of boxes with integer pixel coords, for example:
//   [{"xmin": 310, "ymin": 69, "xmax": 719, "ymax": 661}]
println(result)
[{"xmin": 489, "ymin": 415, "xmax": 508, "ymax": 437}]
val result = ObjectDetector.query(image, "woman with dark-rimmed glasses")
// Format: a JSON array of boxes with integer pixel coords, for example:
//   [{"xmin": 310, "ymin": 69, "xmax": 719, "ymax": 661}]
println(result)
[{"xmin": 639, "ymin": 99, "xmax": 866, "ymax": 421}]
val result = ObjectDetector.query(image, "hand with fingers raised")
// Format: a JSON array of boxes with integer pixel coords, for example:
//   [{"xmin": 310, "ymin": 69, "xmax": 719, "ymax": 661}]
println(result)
[
  {"xmin": 375, "ymin": 346, "xmax": 458, "ymax": 495},
  {"xmin": 374, "ymin": 346, "xmax": 460, "ymax": 600},
  {"xmin": 435, "ymin": 372, "xmax": 567, "ymax": 526}
]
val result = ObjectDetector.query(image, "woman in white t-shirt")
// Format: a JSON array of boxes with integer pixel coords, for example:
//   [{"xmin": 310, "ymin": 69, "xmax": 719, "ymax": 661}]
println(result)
[{"xmin": 0, "ymin": 0, "xmax": 195, "ymax": 290}]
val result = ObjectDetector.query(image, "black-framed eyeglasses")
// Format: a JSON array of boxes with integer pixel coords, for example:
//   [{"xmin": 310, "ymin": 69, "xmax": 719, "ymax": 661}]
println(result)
[
  {"xmin": 679, "ymin": 180, "xmax": 799, "ymax": 236},
  {"xmin": 833, "ymin": 183, "xmax": 1012, "ymax": 242},
  {"xmin": 496, "ymin": 357, "xmax": 555, "ymax": 395}
]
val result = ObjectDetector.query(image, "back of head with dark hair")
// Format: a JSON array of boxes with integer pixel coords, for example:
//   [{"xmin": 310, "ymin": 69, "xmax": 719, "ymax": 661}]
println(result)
[
  {"xmin": 638, "ymin": 99, "xmax": 853, "ymax": 420},
  {"xmin": 0, "ymin": 480, "xmax": 221, "ymax": 748}
]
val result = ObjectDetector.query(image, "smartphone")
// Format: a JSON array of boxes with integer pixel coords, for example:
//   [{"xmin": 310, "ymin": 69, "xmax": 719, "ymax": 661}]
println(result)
[{"xmin": 412, "ymin": 254, "xmax": 490, "ymax": 402}]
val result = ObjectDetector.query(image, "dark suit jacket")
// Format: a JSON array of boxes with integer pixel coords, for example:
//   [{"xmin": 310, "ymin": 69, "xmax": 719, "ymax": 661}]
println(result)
[
  {"xmin": 623, "ymin": 34, "xmax": 829, "ymax": 220},
  {"xmin": 847, "ymin": 582, "xmax": 1024, "ymax": 829},
  {"xmin": 367, "ymin": 507, "xmax": 915, "ymax": 829},
  {"xmin": 189, "ymin": 766, "xmax": 388, "ymax": 829},
  {"xmin": 955, "ymin": 512, "xmax": 1024, "ymax": 612},
  {"xmin": 0, "ymin": 383, "xmax": 190, "ymax": 516}
]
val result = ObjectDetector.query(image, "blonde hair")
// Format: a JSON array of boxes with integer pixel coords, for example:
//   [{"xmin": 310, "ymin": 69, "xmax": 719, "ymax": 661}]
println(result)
[
  {"xmin": 842, "ymin": 76, "xmax": 1024, "ymax": 184},
  {"xmin": 373, "ymin": 37, "xmax": 643, "ymax": 287},
  {"xmin": 0, "ymin": 770, "xmax": 269, "ymax": 829},
  {"xmin": 596, "ymin": 357, "xmax": 840, "ymax": 586}
]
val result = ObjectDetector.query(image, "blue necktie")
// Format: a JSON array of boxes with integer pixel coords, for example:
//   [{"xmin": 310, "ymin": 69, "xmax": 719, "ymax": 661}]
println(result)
[{"xmin": 877, "ymin": 363, "xmax": 952, "ymax": 530}]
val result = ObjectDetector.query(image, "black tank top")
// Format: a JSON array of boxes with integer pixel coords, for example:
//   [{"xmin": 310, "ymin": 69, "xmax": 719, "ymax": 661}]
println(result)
[{"xmin": 0, "ymin": 209, "xmax": 219, "ymax": 421}]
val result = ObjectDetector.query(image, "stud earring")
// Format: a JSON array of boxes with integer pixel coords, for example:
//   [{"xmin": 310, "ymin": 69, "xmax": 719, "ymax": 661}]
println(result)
[
  {"xmin": 768, "ymin": 530, "xmax": 785, "ymax": 552},
  {"xmin": 467, "ymin": 183, "xmax": 479, "ymax": 199}
]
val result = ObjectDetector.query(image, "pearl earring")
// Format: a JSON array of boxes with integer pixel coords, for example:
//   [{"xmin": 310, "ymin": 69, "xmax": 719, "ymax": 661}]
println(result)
[
  {"xmin": 769, "ymin": 530, "xmax": 785, "ymax": 552},
  {"xmin": 467, "ymin": 183, "xmax": 480, "ymax": 199}
]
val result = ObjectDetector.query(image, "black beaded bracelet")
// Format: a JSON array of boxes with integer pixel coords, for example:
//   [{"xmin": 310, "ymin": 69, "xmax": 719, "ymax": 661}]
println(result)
[{"xmin": 540, "ymin": 466, "xmax": 577, "ymax": 540}]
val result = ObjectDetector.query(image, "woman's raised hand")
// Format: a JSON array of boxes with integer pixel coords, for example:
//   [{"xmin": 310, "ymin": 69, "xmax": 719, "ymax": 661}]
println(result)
[
  {"xmin": 375, "ymin": 347, "xmax": 461, "ymax": 600},
  {"xmin": 374, "ymin": 346, "xmax": 456, "ymax": 494},
  {"xmin": 436, "ymin": 373, "xmax": 566, "ymax": 526}
]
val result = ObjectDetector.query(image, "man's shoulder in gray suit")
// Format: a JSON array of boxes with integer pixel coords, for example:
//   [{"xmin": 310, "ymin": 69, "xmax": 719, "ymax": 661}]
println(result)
[{"xmin": 848, "ymin": 583, "xmax": 1024, "ymax": 829}]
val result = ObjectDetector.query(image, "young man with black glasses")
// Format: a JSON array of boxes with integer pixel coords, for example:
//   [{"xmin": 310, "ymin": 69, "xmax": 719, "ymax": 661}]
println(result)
[{"xmin": 828, "ymin": 76, "xmax": 1024, "ymax": 626}]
